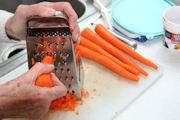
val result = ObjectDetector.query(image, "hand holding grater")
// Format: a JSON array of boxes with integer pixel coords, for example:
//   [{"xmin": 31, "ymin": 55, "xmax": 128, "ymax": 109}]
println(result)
[{"xmin": 26, "ymin": 11, "xmax": 83, "ymax": 98}]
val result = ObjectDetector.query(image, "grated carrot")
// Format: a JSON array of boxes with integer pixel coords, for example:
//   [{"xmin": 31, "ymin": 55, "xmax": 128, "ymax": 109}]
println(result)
[
  {"xmin": 50, "ymin": 88, "xmax": 89, "ymax": 112},
  {"xmin": 31, "ymin": 58, "xmax": 35, "ymax": 65},
  {"xmin": 92, "ymin": 89, "xmax": 96, "ymax": 92},
  {"xmin": 75, "ymin": 111, "xmax": 79, "ymax": 115},
  {"xmin": 62, "ymin": 56, "xmax": 67, "ymax": 61},
  {"xmin": 80, "ymin": 100, "xmax": 84, "ymax": 106}
]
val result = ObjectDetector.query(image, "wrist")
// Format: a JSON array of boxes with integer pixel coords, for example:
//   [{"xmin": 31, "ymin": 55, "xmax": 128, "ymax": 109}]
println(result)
[{"xmin": 0, "ymin": 81, "xmax": 17, "ymax": 118}]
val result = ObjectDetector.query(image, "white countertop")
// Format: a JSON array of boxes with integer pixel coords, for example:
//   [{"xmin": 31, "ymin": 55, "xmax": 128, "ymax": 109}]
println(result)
[{"xmin": 114, "ymin": 31, "xmax": 180, "ymax": 120}]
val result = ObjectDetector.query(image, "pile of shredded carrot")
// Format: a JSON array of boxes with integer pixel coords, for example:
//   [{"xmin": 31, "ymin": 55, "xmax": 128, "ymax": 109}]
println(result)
[
  {"xmin": 49, "ymin": 88, "xmax": 90, "ymax": 114},
  {"xmin": 50, "ymin": 93, "xmax": 79, "ymax": 111}
]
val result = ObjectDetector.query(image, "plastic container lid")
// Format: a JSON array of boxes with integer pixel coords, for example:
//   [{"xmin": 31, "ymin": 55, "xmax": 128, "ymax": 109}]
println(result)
[{"xmin": 111, "ymin": 0, "xmax": 175, "ymax": 39}]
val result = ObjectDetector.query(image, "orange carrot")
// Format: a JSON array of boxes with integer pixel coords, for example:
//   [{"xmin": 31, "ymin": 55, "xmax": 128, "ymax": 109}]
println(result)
[
  {"xmin": 92, "ymin": 89, "xmax": 96, "ymax": 92},
  {"xmin": 50, "ymin": 93, "xmax": 79, "ymax": 111},
  {"xmin": 80, "ymin": 36, "xmax": 139, "ymax": 75},
  {"xmin": 31, "ymin": 57, "xmax": 35, "ymax": 65},
  {"xmin": 41, "ymin": 56, "xmax": 54, "ymax": 64},
  {"xmin": 62, "ymin": 56, "xmax": 67, "ymax": 61},
  {"xmin": 79, "ymin": 45, "xmax": 140, "ymax": 82},
  {"xmin": 35, "ymin": 56, "xmax": 54, "ymax": 87},
  {"xmin": 81, "ymin": 88, "xmax": 90, "ymax": 99},
  {"xmin": 75, "ymin": 111, "xmax": 79, "ymax": 115},
  {"xmin": 81, "ymin": 28, "xmax": 148, "ymax": 76},
  {"xmin": 95, "ymin": 24, "xmax": 158, "ymax": 70}
]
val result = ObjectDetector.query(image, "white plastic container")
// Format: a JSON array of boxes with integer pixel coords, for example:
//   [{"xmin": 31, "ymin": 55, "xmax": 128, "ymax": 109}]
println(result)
[{"xmin": 162, "ymin": 6, "xmax": 180, "ymax": 50}]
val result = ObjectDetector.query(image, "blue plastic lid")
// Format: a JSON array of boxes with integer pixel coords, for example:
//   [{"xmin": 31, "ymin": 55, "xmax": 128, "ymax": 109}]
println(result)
[{"xmin": 111, "ymin": 0, "xmax": 175, "ymax": 39}]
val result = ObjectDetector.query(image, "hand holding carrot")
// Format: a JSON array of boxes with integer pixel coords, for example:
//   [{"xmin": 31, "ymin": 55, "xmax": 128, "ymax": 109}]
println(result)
[{"xmin": 0, "ymin": 63, "xmax": 67, "ymax": 119}]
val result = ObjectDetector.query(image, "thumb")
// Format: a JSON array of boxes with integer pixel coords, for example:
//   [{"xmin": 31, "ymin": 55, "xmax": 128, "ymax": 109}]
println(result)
[
  {"xmin": 27, "ymin": 63, "xmax": 54, "ymax": 82},
  {"xmin": 48, "ymin": 73, "xmax": 67, "ymax": 100}
]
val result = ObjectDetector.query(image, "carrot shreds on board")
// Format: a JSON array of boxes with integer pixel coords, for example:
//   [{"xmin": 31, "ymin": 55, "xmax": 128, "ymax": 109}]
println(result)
[
  {"xmin": 50, "ymin": 93, "xmax": 79, "ymax": 111},
  {"xmin": 81, "ymin": 88, "xmax": 90, "ymax": 99},
  {"xmin": 92, "ymin": 89, "xmax": 96, "ymax": 92},
  {"xmin": 80, "ymin": 100, "xmax": 84, "ymax": 106},
  {"xmin": 75, "ymin": 111, "xmax": 79, "ymax": 115},
  {"xmin": 50, "ymin": 88, "xmax": 90, "ymax": 112}
]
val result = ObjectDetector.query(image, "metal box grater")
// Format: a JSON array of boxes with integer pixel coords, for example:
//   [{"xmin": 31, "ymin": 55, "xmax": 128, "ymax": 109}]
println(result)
[{"xmin": 26, "ymin": 13, "xmax": 83, "ymax": 98}]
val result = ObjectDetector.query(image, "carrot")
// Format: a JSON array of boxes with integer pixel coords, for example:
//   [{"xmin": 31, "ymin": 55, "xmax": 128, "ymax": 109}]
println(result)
[
  {"xmin": 35, "ymin": 56, "xmax": 54, "ymax": 87},
  {"xmin": 80, "ymin": 36, "xmax": 139, "ymax": 75},
  {"xmin": 81, "ymin": 88, "xmax": 90, "ymax": 99},
  {"xmin": 75, "ymin": 111, "xmax": 79, "ymax": 115},
  {"xmin": 41, "ymin": 56, "xmax": 54, "ymax": 64},
  {"xmin": 50, "ymin": 93, "xmax": 79, "ymax": 111},
  {"xmin": 92, "ymin": 89, "xmax": 96, "ymax": 92},
  {"xmin": 95, "ymin": 24, "xmax": 158, "ymax": 70},
  {"xmin": 81, "ymin": 28, "xmax": 148, "ymax": 76},
  {"xmin": 78, "ymin": 45, "xmax": 140, "ymax": 82},
  {"xmin": 31, "ymin": 57, "xmax": 35, "ymax": 65}
]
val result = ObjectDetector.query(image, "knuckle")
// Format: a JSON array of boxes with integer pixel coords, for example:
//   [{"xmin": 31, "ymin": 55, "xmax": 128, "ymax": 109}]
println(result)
[
  {"xmin": 36, "ymin": 93, "xmax": 45, "ymax": 101},
  {"xmin": 40, "ymin": 1, "xmax": 50, "ymax": 5},
  {"xmin": 63, "ymin": 2, "xmax": 71, "ymax": 7},
  {"xmin": 16, "ymin": 4, "xmax": 26, "ymax": 12},
  {"xmin": 72, "ymin": 14, "xmax": 78, "ymax": 21},
  {"xmin": 36, "ymin": 62, "xmax": 44, "ymax": 69}
]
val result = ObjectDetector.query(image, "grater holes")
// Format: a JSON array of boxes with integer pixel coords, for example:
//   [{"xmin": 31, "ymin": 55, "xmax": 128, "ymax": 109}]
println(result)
[
  {"xmin": 60, "ymin": 68, "xmax": 64, "ymax": 72},
  {"xmin": 53, "ymin": 51, "xmax": 56, "ymax": 56},
  {"xmin": 35, "ymin": 43, "xmax": 38, "ymax": 47},
  {"xmin": 61, "ymin": 42, "xmax": 64, "ymax": 47},
  {"xmin": 59, "ymin": 51, "xmax": 62, "ymax": 56},
  {"xmin": 46, "ymin": 52, "xmax": 50, "ymax": 56},
  {"xmin": 54, "ymin": 43, "xmax": 58, "ymax": 47},
  {"xmin": 68, "ymin": 73, "xmax": 72, "ymax": 79},
  {"xmin": 64, "ymin": 76, "xmax": 68, "ymax": 80},
  {"xmin": 66, "ymin": 53, "xmax": 69, "ymax": 57},
  {"xmin": 33, "ymin": 52, "xmax": 37, "ymax": 58},
  {"xmin": 68, "ymin": 84, "xmax": 71, "ymax": 89},
  {"xmin": 48, "ymin": 43, "xmax": 51, "ymax": 47},
  {"xmin": 63, "ymin": 60, "xmax": 66, "ymax": 64},
  {"xmin": 62, "ymin": 55, "xmax": 67, "ymax": 61},
  {"xmin": 72, "ymin": 90, "xmax": 75, "ymax": 94},
  {"xmin": 56, "ymin": 59, "xmax": 60, "ymax": 63}
]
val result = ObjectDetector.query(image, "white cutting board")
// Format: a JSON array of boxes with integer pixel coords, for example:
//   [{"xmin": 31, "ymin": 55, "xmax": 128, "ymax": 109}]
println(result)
[{"xmin": 2, "ymin": 57, "xmax": 162, "ymax": 120}]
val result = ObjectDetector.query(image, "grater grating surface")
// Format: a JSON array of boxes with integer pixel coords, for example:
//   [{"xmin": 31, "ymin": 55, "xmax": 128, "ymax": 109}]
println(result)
[{"xmin": 26, "ymin": 14, "xmax": 83, "ymax": 98}]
